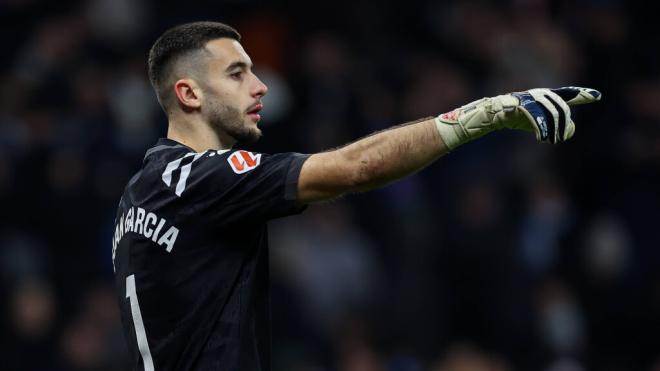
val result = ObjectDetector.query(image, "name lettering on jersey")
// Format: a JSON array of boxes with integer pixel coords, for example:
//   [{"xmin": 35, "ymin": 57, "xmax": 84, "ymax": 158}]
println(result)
[
  {"xmin": 112, "ymin": 207, "xmax": 179, "ymax": 271},
  {"xmin": 228, "ymin": 150, "xmax": 261, "ymax": 174}
]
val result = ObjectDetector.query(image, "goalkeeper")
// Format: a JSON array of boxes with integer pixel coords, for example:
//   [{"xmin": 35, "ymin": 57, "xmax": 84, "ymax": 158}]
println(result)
[{"xmin": 114, "ymin": 21, "xmax": 601, "ymax": 371}]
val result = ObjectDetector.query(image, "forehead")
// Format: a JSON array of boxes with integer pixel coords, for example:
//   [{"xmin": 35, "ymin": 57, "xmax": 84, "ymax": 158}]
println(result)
[{"xmin": 204, "ymin": 38, "xmax": 252, "ymax": 69}]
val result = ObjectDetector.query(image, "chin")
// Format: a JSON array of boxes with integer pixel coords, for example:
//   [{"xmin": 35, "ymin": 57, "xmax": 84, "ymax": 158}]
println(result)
[
  {"xmin": 236, "ymin": 126, "xmax": 262, "ymax": 144},
  {"xmin": 249, "ymin": 128, "xmax": 263, "ymax": 143},
  {"xmin": 246, "ymin": 120, "xmax": 262, "ymax": 137}
]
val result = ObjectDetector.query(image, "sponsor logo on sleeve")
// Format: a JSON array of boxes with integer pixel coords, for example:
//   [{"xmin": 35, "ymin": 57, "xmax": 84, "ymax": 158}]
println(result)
[{"xmin": 228, "ymin": 151, "xmax": 261, "ymax": 174}]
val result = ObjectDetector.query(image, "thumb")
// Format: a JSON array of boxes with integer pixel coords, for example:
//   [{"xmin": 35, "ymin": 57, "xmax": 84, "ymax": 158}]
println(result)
[
  {"xmin": 550, "ymin": 87, "xmax": 602, "ymax": 105},
  {"xmin": 564, "ymin": 119, "xmax": 576, "ymax": 141}
]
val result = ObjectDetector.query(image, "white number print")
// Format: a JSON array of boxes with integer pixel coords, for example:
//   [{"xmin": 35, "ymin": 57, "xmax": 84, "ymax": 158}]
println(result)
[{"xmin": 126, "ymin": 275, "xmax": 155, "ymax": 371}]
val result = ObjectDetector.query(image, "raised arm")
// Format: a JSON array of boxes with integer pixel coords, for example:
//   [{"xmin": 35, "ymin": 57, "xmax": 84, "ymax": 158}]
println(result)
[{"xmin": 297, "ymin": 86, "xmax": 601, "ymax": 204}]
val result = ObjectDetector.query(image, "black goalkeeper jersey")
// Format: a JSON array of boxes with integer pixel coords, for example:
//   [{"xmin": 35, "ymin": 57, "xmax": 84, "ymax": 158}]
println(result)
[{"xmin": 112, "ymin": 138, "xmax": 309, "ymax": 371}]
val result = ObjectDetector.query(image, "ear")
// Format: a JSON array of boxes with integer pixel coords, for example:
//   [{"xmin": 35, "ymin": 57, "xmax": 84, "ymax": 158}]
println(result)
[{"xmin": 173, "ymin": 79, "xmax": 203, "ymax": 110}]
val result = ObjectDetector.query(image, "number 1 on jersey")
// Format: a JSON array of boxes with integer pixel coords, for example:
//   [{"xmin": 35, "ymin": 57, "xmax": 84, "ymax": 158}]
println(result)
[{"xmin": 126, "ymin": 274, "xmax": 155, "ymax": 371}]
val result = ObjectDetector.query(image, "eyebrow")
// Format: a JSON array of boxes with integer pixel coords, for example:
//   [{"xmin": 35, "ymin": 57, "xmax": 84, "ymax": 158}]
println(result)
[{"xmin": 225, "ymin": 61, "xmax": 253, "ymax": 72}]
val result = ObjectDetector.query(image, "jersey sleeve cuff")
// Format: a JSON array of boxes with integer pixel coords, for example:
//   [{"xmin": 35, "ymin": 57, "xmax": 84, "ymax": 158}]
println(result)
[{"xmin": 284, "ymin": 153, "xmax": 311, "ymax": 203}]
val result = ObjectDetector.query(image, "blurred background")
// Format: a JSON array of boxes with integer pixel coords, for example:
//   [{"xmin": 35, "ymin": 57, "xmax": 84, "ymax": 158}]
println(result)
[{"xmin": 1, "ymin": 0, "xmax": 659, "ymax": 370}]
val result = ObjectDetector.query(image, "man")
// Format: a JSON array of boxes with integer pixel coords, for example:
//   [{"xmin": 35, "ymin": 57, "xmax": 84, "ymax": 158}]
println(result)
[{"xmin": 111, "ymin": 21, "xmax": 600, "ymax": 370}]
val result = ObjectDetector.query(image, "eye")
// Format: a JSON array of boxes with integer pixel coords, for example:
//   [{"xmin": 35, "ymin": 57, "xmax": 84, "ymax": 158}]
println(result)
[{"xmin": 230, "ymin": 71, "xmax": 243, "ymax": 80}]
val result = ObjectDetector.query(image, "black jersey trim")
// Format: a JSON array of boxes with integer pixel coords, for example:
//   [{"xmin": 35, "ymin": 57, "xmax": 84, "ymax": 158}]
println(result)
[
  {"xmin": 284, "ymin": 153, "xmax": 311, "ymax": 202},
  {"xmin": 144, "ymin": 138, "xmax": 200, "ymax": 162},
  {"xmin": 144, "ymin": 144, "xmax": 187, "ymax": 161}
]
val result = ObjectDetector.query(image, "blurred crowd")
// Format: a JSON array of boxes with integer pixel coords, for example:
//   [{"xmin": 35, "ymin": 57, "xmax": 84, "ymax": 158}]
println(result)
[{"xmin": 1, "ymin": 0, "xmax": 659, "ymax": 370}]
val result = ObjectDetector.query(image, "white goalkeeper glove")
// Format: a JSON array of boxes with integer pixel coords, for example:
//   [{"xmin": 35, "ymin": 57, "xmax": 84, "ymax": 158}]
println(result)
[{"xmin": 435, "ymin": 86, "xmax": 602, "ymax": 149}]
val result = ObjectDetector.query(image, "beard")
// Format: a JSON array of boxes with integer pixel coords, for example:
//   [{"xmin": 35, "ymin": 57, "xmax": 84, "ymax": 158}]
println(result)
[{"xmin": 204, "ymin": 99, "xmax": 262, "ymax": 144}]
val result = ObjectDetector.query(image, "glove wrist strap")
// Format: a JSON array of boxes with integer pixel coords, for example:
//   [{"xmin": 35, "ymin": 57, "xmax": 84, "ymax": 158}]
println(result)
[{"xmin": 434, "ymin": 116, "xmax": 468, "ymax": 150}]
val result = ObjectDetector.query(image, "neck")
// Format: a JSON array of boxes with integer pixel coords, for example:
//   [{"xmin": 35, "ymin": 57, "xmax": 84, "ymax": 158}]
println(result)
[{"xmin": 166, "ymin": 113, "xmax": 235, "ymax": 152}]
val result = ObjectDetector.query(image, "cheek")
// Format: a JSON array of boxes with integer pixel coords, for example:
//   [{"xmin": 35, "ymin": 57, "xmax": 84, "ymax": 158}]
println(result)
[
  {"xmin": 204, "ymin": 77, "xmax": 249, "ymax": 109},
  {"xmin": 206, "ymin": 85, "xmax": 237, "ymax": 107}
]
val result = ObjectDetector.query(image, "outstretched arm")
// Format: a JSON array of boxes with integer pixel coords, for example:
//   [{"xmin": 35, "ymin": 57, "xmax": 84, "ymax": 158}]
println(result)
[
  {"xmin": 298, "ymin": 117, "xmax": 446, "ymax": 203},
  {"xmin": 297, "ymin": 86, "xmax": 601, "ymax": 204}
]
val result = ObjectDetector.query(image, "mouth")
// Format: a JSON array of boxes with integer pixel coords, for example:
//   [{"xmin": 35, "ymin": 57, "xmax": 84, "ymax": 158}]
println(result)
[{"xmin": 246, "ymin": 103, "xmax": 263, "ymax": 122}]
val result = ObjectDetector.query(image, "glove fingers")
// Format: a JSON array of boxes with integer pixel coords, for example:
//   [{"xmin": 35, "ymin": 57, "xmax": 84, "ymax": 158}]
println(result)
[
  {"xmin": 543, "ymin": 90, "xmax": 571, "ymax": 142},
  {"xmin": 564, "ymin": 119, "xmax": 576, "ymax": 140},
  {"xmin": 511, "ymin": 92, "xmax": 549, "ymax": 142},
  {"xmin": 550, "ymin": 87, "xmax": 602, "ymax": 105},
  {"xmin": 528, "ymin": 89, "xmax": 569, "ymax": 143}
]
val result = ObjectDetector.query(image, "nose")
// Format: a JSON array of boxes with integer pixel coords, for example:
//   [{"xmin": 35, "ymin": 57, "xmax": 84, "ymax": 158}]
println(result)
[{"xmin": 252, "ymin": 74, "xmax": 268, "ymax": 98}]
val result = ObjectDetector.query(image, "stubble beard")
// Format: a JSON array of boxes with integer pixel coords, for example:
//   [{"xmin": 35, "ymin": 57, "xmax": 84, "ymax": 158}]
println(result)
[{"xmin": 205, "ymin": 99, "xmax": 262, "ymax": 144}]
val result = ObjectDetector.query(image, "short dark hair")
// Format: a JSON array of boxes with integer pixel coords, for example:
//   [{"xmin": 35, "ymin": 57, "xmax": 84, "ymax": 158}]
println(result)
[{"xmin": 148, "ymin": 21, "xmax": 241, "ymax": 114}]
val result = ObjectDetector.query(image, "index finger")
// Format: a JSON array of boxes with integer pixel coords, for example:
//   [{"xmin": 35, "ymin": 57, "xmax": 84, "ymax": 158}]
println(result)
[{"xmin": 550, "ymin": 87, "xmax": 602, "ymax": 105}]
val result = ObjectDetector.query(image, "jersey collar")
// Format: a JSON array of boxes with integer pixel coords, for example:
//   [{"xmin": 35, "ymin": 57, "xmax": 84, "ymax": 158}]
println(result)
[{"xmin": 143, "ymin": 138, "xmax": 192, "ymax": 161}]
